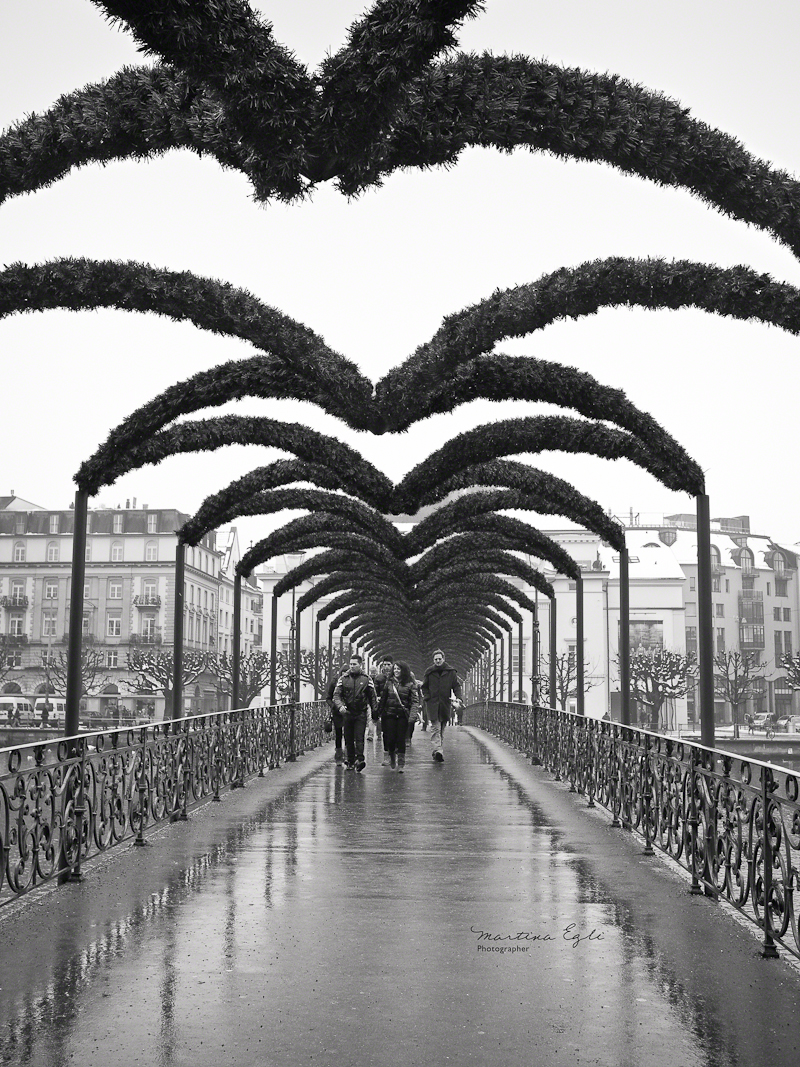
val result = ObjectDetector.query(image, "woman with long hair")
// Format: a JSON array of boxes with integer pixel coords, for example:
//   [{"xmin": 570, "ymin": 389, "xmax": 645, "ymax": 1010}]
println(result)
[{"xmin": 376, "ymin": 659, "xmax": 418, "ymax": 772}]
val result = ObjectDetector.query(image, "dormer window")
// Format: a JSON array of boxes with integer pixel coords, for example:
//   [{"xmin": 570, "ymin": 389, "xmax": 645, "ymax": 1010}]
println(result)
[
  {"xmin": 739, "ymin": 547, "xmax": 754, "ymax": 576},
  {"xmin": 773, "ymin": 551, "xmax": 786, "ymax": 576}
]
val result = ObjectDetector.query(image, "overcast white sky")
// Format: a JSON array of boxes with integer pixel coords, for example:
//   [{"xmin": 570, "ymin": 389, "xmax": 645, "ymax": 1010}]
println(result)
[{"xmin": 2, "ymin": 1, "xmax": 800, "ymax": 552}]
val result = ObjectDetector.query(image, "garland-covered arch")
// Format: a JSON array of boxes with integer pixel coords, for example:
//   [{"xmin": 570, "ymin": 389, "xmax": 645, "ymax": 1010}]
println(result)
[
  {"xmin": 396, "ymin": 415, "xmax": 704, "ymax": 510},
  {"xmin": 238, "ymin": 523, "xmax": 409, "ymax": 582}
]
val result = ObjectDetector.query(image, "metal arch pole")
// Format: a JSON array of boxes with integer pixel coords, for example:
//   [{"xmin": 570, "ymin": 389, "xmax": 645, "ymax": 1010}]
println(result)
[
  {"xmin": 518, "ymin": 620, "xmax": 524, "ymax": 703},
  {"xmin": 314, "ymin": 617, "xmax": 321, "ymax": 699},
  {"xmin": 232, "ymin": 572, "xmax": 242, "ymax": 710},
  {"xmin": 328, "ymin": 623, "xmax": 334, "ymax": 676},
  {"xmin": 696, "ymin": 493, "xmax": 716, "ymax": 747},
  {"xmin": 576, "ymin": 573, "xmax": 585, "ymax": 716},
  {"xmin": 172, "ymin": 541, "xmax": 185, "ymax": 725},
  {"xmin": 531, "ymin": 608, "xmax": 539, "ymax": 706},
  {"xmin": 295, "ymin": 606, "xmax": 302, "ymax": 701},
  {"xmin": 65, "ymin": 487, "xmax": 89, "ymax": 742},
  {"xmin": 620, "ymin": 543, "xmax": 631, "ymax": 726},
  {"xmin": 269, "ymin": 592, "xmax": 278, "ymax": 705},
  {"xmin": 499, "ymin": 634, "xmax": 505, "ymax": 701},
  {"xmin": 549, "ymin": 594, "xmax": 557, "ymax": 711},
  {"xmin": 508, "ymin": 629, "xmax": 513, "ymax": 700}
]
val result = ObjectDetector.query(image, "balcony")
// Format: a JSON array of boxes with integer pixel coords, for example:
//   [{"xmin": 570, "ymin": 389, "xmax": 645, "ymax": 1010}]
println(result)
[
  {"xmin": 1, "ymin": 595, "xmax": 29, "ymax": 609},
  {"xmin": 738, "ymin": 593, "xmax": 764, "ymax": 626},
  {"xmin": 739, "ymin": 624, "xmax": 765, "ymax": 650},
  {"xmin": 133, "ymin": 595, "xmax": 162, "ymax": 608},
  {"xmin": 0, "ymin": 633, "xmax": 28, "ymax": 647},
  {"xmin": 130, "ymin": 630, "xmax": 163, "ymax": 645}
]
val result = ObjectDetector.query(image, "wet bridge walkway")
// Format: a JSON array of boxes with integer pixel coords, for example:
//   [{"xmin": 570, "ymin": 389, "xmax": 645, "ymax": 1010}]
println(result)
[{"xmin": 2, "ymin": 727, "xmax": 799, "ymax": 1067}]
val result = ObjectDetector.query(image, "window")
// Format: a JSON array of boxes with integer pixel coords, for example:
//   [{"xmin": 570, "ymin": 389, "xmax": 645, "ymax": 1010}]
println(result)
[
  {"xmin": 107, "ymin": 614, "xmax": 121, "ymax": 637},
  {"xmin": 776, "ymin": 579, "xmax": 788, "ymax": 597},
  {"xmin": 784, "ymin": 608, "xmax": 791, "ymax": 622},
  {"xmin": 685, "ymin": 626, "xmax": 698, "ymax": 656},
  {"xmin": 775, "ymin": 631, "xmax": 783, "ymax": 658},
  {"xmin": 86, "ymin": 514, "xmax": 92, "ymax": 534},
  {"xmin": 145, "ymin": 541, "xmax": 157, "ymax": 562},
  {"xmin": 773, "ymin": 552, "xmax": 786, "ymax": 576},
  {"xmin": 85, "ymin": 543, "xmax": 92, "ymax": 562},
  {"xmin": 726, "ymin": 580, "xmax": 730, "ymax": 593},
  {"xmin": 203, "ymin": 589, "xmax": 207, "ymax": 609},
  {"xmin": 6, "ymin": 650, "xmax": 22, "ymax": 668},
  {"xmin": 42, "ymin": 612, "xmax": 57, "ymax": 638},
  {"xmin": 82, "ymin": 613, "xmax": 92, "ymax": 635},
  {"xmin": 785, "ymin": 632, "xmax": 793, "ymax": 656},
  {"xmin": 143, "ymin": 579, "xmax": 157, "ymax": 599},
  {"xmin": 189, "ymin": 584, "xmax": 194, "ymax": 604},
  {"xmin": 47, "ymin": 542, "xmax": 59, "ymax": 562},
  {"xmin": 689, "ymin": 577, "xmax": 696, "ymax": 591},
  {"xmin": 9, "ymin": 615, "xmax": 24, "ymax": 635},
  {"xmin": 111, "ymin": 542, "xmax": 123, "ymax": 562},
  {"xmin": 147, "ymin": 513, "xmax": 158, "ymax": 533},
  {"xmin": 210, "ymin": 594, "xmax": 215, "ymax": 612},
  {"xmin": 113, "ymin": 514, "xmax": 123, "ymax": 534},
  {"xmin": 13, "ymin": 542, "xmax": 25, "ymax": 562},
  {"xmin": 49, "ymin": 514, "xmax": 59, "ymax": 534},
  {"xmin": 710, "ymin": 545, "xmax": 721, "ymax": 569},
  {"xmin": 106, "ymin": 650, "xmax": 118, "ymax": 668},
  {"xmin": 10, "ymin": 580, "xmax": 24, "ymax": 601},
  {"xmin": 742, "ymin": 575, "xmax": 755, "ymax": 592},
  {"xmin": 715, "ymin": 603, "xmax": 724, "ymax": 618},
  {"xmin": 84, "ymin": 582, "xmax": 91, "ymax": 599},
  {"xmin": 740, "ymin": 548, "xmax": 754, "ymax": 575},
  {"xmin": 44, "ymin": 580, "xmax": 58, "ymax": 599},
  {"xmin": 774, "ymin": 607, "xmax": 782, "ymax": 621},
  {"xmin": 767, "ymin": 583, "xmax": 771, "ymax": 596},
  {"xmin": 108, "ymin": 580, "xmax": 123, "ymax": 599},
  {"xmin": 716, "ymin": 628, "xmax": 725, "ymax": 656},
  {"xmin": 712, "ymin": 576, "xmax": 721, "ymax": 593},
  {"xmin": 14, "ymin": 517, "xmax": 25, "ymax": 535},
  {"xmin": 142, "ymin": 615, "xmax": 157, "ymax": 639},
  {"xmin": 629, "ymin": 620, "xmax": 663, "ymax": 649}
]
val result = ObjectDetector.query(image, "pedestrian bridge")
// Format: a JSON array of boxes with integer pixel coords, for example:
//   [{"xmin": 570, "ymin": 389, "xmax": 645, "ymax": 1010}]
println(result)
[{"xmin": 1, "ymin": 704, "xmax": 799, "ymax": 1067}]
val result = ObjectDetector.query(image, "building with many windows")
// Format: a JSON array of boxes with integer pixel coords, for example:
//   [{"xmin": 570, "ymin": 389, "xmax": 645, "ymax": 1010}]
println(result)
[{"xmin": 0, "ymin": 497, "xmax": 230, "ymax": 719}]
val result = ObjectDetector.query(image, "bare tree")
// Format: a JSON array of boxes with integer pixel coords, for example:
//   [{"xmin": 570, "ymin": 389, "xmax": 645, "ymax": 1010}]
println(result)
[
  {"xmin": 538, "ymin": 651, "xmax": 600, "ymax": 710},
  {"xmin": 624, "ymin": 648, "xmax": 698, "ymax": 731},
  {"xmin": 125, "ymin": 647, "xmax": 209, "ymax": 717},
  {"xmin": 209, "ymin": 650, "xmax": 273, "ymax": 707},
  {"xmin": 714, "ymin": 651, "xmax": 766, "ymax": 738},
  {"xmin": 48, "ymin": 647, "xmax": 110, "ymax": 698}
]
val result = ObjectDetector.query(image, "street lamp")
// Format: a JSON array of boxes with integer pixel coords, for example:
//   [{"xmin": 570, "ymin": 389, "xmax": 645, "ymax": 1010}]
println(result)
[{"xmin": 282, "ymin": 552, "xmax": 305, "ymax": 701}]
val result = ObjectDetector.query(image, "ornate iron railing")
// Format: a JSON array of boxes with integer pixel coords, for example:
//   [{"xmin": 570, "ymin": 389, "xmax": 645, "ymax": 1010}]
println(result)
[
  {"xmin": 464, "ymin": 700, "xmax": 800, "ymax": 961},
  {"xmin": 0, "ymin": 700, "xmax": 329, "ymax": 907}
]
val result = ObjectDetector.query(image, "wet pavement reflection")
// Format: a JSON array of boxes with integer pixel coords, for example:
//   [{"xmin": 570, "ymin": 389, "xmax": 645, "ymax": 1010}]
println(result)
[{"xmin": 1, "ymin": 728, "xmax": 799, "ymax": 1067}]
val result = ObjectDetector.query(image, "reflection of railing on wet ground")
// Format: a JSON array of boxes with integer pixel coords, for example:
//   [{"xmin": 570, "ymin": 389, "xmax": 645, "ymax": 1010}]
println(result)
[
  {"xmin": 463, "ymin": 700, "xmax": 800, "ymax": 962},
  {"xmin": 0, "ymin": 701, "xmax": 329, "ymax": 908}
]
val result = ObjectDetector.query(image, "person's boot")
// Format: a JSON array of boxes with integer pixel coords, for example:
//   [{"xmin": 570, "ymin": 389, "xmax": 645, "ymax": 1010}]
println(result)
[
  {"xmin": 390, "ymin": 752, "xmax": 396, "ymax": 769},
  {"xmin": 397, "ymin": 755, "xmax": 405, "ymax": 773},
  {"xmin": 334, "ymin": 748, "xmax": 345, "ymax": 763}
]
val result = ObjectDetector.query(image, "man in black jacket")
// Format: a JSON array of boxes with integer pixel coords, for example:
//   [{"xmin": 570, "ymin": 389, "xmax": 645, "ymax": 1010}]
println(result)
[
  {"xmin": 370, "ymin": 655, "xmax": 394, "ymax": 750},
  {"xmin": 421, "ymin": 648, "xmax": 463, "ymax": 763},
  {"xmin": 333, "ymin": 654, "xmax": 377, "ymax": 771}
]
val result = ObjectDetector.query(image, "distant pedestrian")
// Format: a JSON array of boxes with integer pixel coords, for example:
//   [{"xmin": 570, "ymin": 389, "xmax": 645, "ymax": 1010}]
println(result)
[
  {"xmin": 333, "ymin": 654, "xmax": 377, "ymax": 772},
  {"xmin": 326, "ymin": 664, "xmax": 349, "ymax": 762},
  {"xmin": 369, "ymin": 656, "xmax": 394, "ymax": 745},
  {"xmin": 376, "ymin": 660, "xmax": 418, "ymax": 771},
  {"xmin": 422, "ymin": 649, "xmax": 463, "ymax": 763}
]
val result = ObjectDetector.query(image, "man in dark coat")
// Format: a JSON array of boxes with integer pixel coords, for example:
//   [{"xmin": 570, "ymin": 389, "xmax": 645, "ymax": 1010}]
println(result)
[
  {"xmin": 421, "ymin": 648, "xmax": 463, "ymax": 763},
  {"xmin": 333, "ymin": 654, "xmax": 377, "ymax": 771}
]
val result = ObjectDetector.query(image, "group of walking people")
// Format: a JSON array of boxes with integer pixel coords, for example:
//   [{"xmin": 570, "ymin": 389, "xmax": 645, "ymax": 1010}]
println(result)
[{"xmin": 326, "ymin": 650, "xmax": 463, "ymax": 772}]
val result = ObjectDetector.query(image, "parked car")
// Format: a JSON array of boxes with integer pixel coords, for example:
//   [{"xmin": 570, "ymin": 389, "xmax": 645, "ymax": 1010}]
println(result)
[
  {"xmin": 750, "ymin": 713, "xmax": 770, "ymax": 730},
  {"xmin": 775, "ymin": 716, "xmax": 793, "ymax": 732}
]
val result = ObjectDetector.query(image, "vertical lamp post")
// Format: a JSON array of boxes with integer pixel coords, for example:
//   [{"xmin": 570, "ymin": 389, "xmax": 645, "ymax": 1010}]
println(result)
[
  {"xmin": 314, "ymin": 617, "xmax": 321, "ymax": 699},
  {"xmin": 507, "ymin": 629, "xmax": 513, "ymax": 701},
  {"xmin": 499, "ymin": 636, "xmax": 505, "ymax": 701},
  {"xmin": 518, "ymin": 620, "xmax": 523, "ymax": 703}
]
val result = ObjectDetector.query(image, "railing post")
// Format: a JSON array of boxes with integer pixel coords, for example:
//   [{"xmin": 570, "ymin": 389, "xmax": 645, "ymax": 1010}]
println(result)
[
  {"xmin": 68, "ymin": 736, "xmax": 87, "ymax": 881},
  {"xmin": 760, "ymin": 766, "xmax": 779, "ymax": 958},
  {"xmin": 270, "ymin": 592, "xmax": 278, "ymax": 706},
  {"xmin": 687, "ymin": 745, "xmax": 702, "ymax": 893},
  {"xmin": 232, "ymin": 572, "xmax": 242, "ymax": 710},
  {"xmin": 696, "ymin": 493, "xmax": 716, "ymax": 747},
  {"xmin": 641, "ymin": 734, "xmax": 654, "ymax": 854},
  {"xmin": 288, "ymin": 703, "xmax": 297, "ymax": 762},
  {"xmin": 134, "ymin": 726, "xmax": 150, "ymax": 844},
  {"xmin": 172, "ymin": 541, "xmax": 185, "ymax": 728}
]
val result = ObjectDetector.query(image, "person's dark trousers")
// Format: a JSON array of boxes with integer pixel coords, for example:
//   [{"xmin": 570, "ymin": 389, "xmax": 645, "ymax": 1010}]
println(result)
[
  {"xmin": 332, "ymin": 709, "xmax": 345, "ymax": 753},
  {"xmin": 406, "ymin": 719, "xmax": 416, "ymax": 742},
  {"xmin": 343, "ymin": 711, "xmax": 367, "ymax": 765},
  {"xmin": 382, "ymin": 716, "xmax": 407, "ymax": 756}
]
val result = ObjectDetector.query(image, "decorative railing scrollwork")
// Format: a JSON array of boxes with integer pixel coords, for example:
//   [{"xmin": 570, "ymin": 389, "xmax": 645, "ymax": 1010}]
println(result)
[
  {"xmin": 464, "ymin": 701, "xmax": 800, "ymax": 960},
  {"xmin": 0, "ymin": 701, "xmax": 329, "ymax": 907}
]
